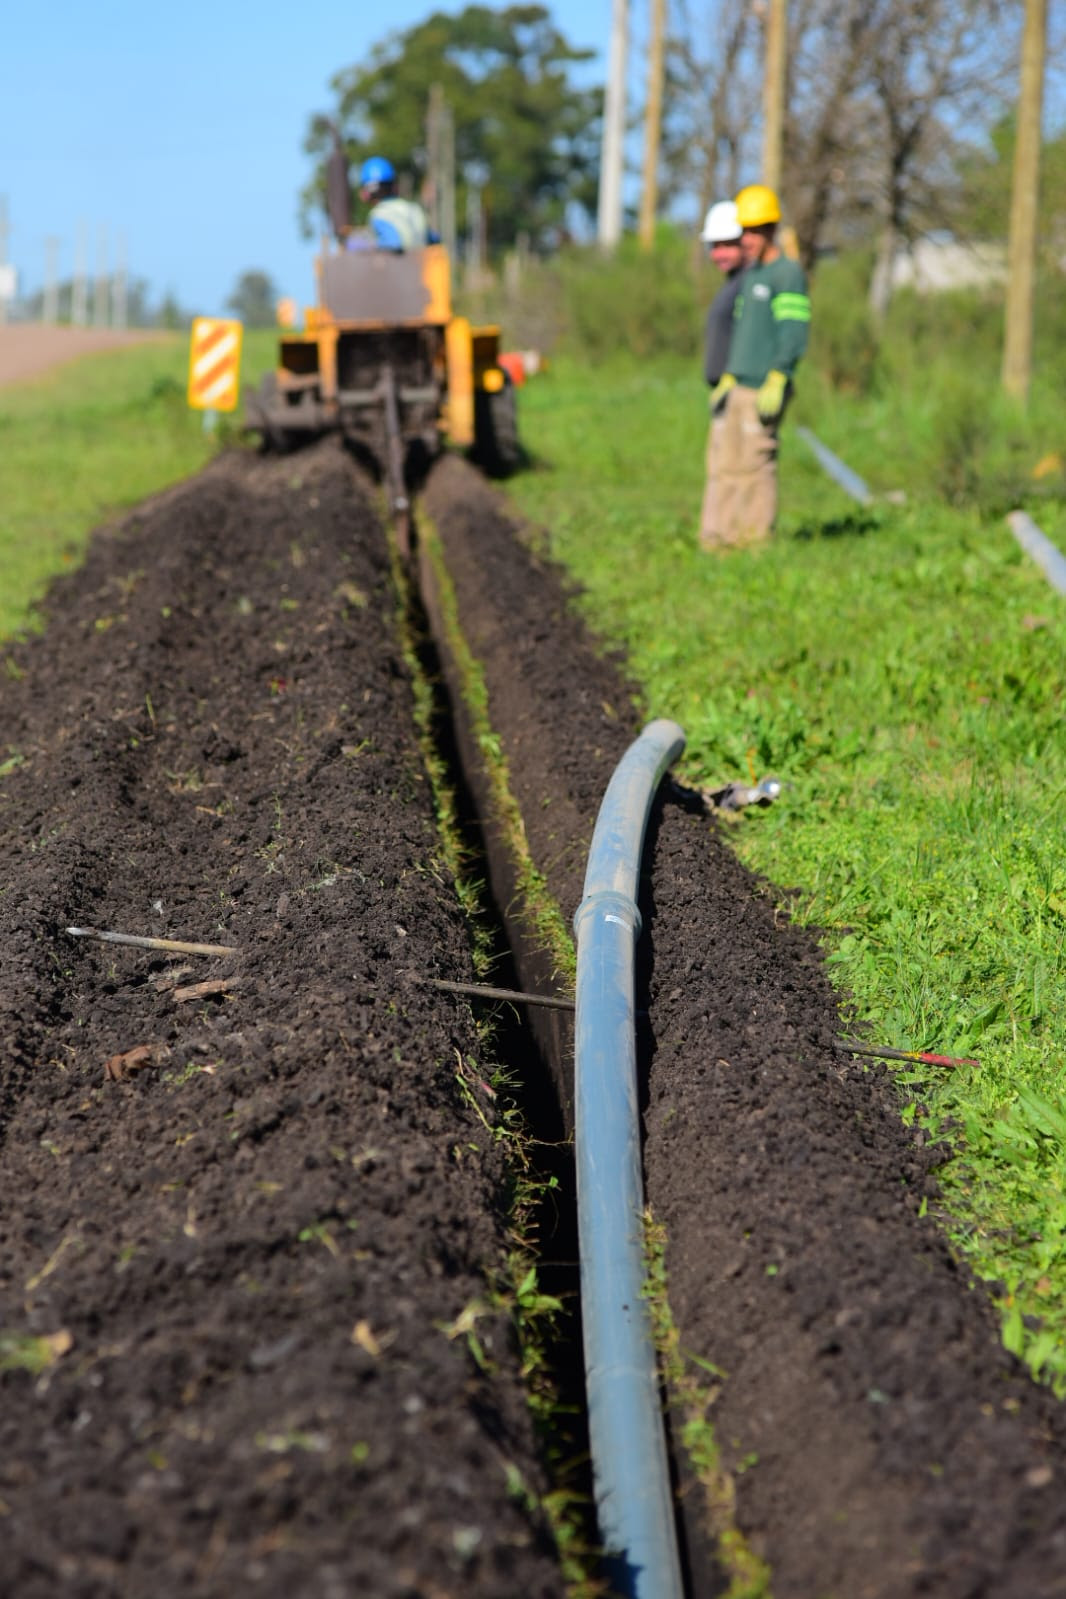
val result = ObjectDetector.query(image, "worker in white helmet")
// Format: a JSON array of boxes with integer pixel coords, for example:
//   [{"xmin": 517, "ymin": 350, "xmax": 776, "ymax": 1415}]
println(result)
[{"xmin": 698, "ymin": 200, "xmax": 745, "ymax": 551}]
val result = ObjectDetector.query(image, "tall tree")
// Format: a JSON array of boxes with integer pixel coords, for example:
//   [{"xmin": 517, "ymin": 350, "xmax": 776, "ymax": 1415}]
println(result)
[
  {"xmin": 766, "ymin": 0, "xmax": 1019, "ymax": 292},
  {"xmin": 783, "ymin": 0, "xmax": 882, "ymax": 269},
  {"xmin": 301, "ymin": 6, "xmax": 601, "ymax": 255},
  {"xmin": 659, "ymin": 0, "xmax": 760, "ymax": 234},
  {"xmin": 862, "ymin": 0, "xmax": 1016, "ymax": 318}
]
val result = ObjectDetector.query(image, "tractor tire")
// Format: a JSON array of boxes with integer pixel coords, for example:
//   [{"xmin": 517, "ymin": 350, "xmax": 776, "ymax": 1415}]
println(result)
[
  {"xmin": 473, "ymin": 375, "xmax": 522, "ymax": 479},
  {"xmin": 247, "ymin": 371, "xmax": 308, "ymax": 454}
]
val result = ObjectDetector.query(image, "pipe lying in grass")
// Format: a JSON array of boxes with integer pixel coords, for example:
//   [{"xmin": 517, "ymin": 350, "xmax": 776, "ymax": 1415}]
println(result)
[
  {"xmin": 573, "ymin": 717, "xmax": 686, "ymax": 1599},
  {"xmin": 1006, "ymin": 510, "xmax": 1066, "ymax": 596},
  {"xmin": 796, "ymin": 426, "xmax": 873, "ymax": 505}
]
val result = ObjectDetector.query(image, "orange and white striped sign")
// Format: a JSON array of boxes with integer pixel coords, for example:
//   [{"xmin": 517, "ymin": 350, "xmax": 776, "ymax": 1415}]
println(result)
[{"xmin": 187, "ymin": 317, "xmax": 243, "ymax": 412}]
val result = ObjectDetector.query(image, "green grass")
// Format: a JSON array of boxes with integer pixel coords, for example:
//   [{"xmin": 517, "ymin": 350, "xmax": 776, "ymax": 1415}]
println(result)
[
  {"xmin": 0, "ymin": 329, "xmax": 278, "ymax": 637},
  {"xmin": 507, "ymin": 353, "xmax": 1066, "ymax": 1391}
]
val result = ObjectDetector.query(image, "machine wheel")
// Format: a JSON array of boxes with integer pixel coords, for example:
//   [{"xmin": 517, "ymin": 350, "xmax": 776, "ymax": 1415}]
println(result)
[
  {"xmin": 248, "ymin": 371, "xmax": 305, "ymax": 453},
  {"xmin": 473, "ymin": 374, "xmax": 523, "ymax": 478}
]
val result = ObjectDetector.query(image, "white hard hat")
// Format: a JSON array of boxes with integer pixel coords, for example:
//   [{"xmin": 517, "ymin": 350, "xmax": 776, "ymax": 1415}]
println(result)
[{"xmin": 700, "ymin": 201, "xmax": 742, "ymax": 243}]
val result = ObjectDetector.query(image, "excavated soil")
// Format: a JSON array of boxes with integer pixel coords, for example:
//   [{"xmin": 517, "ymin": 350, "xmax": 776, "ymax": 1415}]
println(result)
[{"xmin": 1, "ymin": 437, "xmax": 1065, "ymax": 1597}]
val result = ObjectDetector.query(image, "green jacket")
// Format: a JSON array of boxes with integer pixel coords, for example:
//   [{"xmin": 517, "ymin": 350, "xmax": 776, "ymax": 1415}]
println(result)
[{"xmin": 728, "ymin": 256, "xmax": 811, "ymax": 386}]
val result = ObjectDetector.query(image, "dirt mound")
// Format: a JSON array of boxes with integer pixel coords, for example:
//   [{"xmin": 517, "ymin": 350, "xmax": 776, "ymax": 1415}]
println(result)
[
  {"xmin": 1, "ymin": 439, "xmax": 1065, "ymax": 1596},
  {"xmin": 0, "ymin": 442, "xmax": 563, "ymax": 1597}
]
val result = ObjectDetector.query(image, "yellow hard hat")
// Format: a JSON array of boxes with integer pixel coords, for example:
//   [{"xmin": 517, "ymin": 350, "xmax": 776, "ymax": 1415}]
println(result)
[{"xmin": 735, "ymin": 184, "xmax": 781, "ymax": 228}]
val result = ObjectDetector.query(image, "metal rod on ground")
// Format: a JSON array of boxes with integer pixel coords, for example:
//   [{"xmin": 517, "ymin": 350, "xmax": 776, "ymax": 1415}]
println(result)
[
  {"xmin": 1006, "ymin": 510, "xmax": 1066, "ymax": 596},
  {"xmin": 428, "ymin": 984, "xmax": 976, "ymax": 1069},
  {"xmin": 427, "ymin": 978, "xmax": 575, "ymax": 1011},
  {"xmin": 835, "ymin": 1041, "xmax": 979, "ymax": 1069},
  {"xmin": 796, "ymin": 426, "xmax": 873, "ymax": 505},
  {"xmin": 66, "ymin": 926, "xmax": 238, "ymax": 957}
]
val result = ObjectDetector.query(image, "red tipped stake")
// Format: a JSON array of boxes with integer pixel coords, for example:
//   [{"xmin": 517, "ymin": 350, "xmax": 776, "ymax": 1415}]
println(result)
[{"xmin": 836, "ymin": 1041, "xmax": 979, "ymax": 1069}]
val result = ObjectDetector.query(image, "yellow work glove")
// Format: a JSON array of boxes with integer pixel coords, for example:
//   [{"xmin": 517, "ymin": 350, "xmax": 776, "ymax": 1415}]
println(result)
[
  {"xmin": 756, "ymin": 369, "xmax": 788, "ymax": 422},
  {"xmin": 709, "ymin": 373, "xmax": 736, "ymax": 414}
]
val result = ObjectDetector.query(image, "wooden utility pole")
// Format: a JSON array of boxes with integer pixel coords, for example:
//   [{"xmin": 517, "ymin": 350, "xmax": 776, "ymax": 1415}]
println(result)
[
  {"xmin": 1002, "ymin": 0, "xmax": 1046, "ymax": 403},
  {"xmin": 440, "ymin": 101, "xmax": 456, "ymax": 266},
  {"xmin": 0, "ymin": 196, "xmax": 9, "ymax": 326},
  {"xmin": 761, "ymin": 0, "xmax": 787, "ymax": 196},
  {"xmin": 426, "ymin": 84, "xmax": 444, "ymax": 242},
  {"xmin": 638, "ymin": 0, "xmax": 667, "ymax": 249},
  {"xmin": 113, "ymin": 232, "xmax": 127, "ymax": 329},
  {"xmin": 597, "ymin": 0, "xmax": 628, "ymax": 247},
  {"xmin": 43, "ymin": 236, "xmax": 60, "ymax": 324},
  {"xmin": 93, "ymin": 225, "xmax": 109, "ymax": 327},
  {"xmin": 72, "ymin": 221, "xmax": 88, "ymax": 326}
]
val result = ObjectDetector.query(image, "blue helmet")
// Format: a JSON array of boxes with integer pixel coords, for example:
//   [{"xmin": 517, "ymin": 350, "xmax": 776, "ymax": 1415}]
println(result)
[{"xmin": 360, "ymin": 156, "xmax": 395, "ymax": 188}]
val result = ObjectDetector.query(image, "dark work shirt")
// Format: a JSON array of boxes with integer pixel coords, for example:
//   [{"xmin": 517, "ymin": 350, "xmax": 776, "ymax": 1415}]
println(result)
[{"xmin": 704, "ymin": 271, "xmax": 743, "ymax": 386}]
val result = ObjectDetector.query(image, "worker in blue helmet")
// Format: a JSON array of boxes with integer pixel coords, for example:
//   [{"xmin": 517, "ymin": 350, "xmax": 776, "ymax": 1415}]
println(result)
[{"xmin": 354, "ymin": 156, "xmax": 432, "ymax": 253}]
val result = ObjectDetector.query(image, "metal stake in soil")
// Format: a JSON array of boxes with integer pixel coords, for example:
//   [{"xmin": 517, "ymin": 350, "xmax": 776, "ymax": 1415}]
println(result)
[
  {"xmin": 835, "ymin": 1040, "xmax": 979, "ymax": 1069},
  {"xmin": 66, "ymin": 926, "xmax": 238, "ymax": 958},
  {"xmin": 426, "ymin": 977, "xmax": 575, "ymax": 1011}
]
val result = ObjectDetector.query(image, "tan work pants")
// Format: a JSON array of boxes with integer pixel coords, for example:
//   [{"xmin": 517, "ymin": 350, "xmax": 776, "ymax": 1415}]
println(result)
[{"xmin": 699, "ymin": 384, "xmax": 779, "ymax": 549}]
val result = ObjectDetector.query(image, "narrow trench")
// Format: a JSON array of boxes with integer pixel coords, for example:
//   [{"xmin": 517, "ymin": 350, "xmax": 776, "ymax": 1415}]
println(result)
[{"xmin": 395, "ymin": 506, "xmax": 599, "ymax": 1567}]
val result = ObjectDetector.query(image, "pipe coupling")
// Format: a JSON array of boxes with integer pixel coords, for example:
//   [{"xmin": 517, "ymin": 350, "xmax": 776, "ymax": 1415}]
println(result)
[{"xmin": 573, "ymin": 888, "xmax": 642, "ymax": 942}]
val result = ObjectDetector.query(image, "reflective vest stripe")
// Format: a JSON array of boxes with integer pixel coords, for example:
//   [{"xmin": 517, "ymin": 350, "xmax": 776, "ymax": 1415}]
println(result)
[{"xmin": 772, "ymin": 292, "xmax": 811, "ymax": 322}]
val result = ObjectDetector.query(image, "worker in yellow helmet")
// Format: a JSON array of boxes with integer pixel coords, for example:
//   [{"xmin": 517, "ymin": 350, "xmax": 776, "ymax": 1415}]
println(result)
[
  {"xmin": 703, "ymin": 184, "xmax": 811, "ymax": 548},
  {"xmin": 697, "ymin": 200, "xmax": 745, "ymax": 551}
]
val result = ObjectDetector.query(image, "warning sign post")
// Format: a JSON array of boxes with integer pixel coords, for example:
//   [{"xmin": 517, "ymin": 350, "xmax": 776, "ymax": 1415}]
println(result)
[{"xmin": 187, "ymin": 317, "xmax": 243, "ymax": 413}]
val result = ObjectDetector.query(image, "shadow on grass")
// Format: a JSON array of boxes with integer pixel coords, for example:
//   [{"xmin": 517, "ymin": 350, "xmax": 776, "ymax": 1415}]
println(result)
[{"xmin": 790, "ymin": 509, "xmax": 881, "ymax": 540}]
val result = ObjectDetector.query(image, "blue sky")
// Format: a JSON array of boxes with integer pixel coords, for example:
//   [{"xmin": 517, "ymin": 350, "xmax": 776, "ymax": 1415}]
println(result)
[{"xmin": 0, "ymin": 1, "xmax": 623, "ymax": 317}]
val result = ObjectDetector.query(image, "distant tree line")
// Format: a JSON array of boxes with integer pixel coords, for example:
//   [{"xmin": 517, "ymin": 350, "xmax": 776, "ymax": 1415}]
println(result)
[
  {"xmin": 18, "ymin": 269, "xmax": 283, "ymax": 330},
  {"xmin": 18, "ymin": 277, "xmax": 194, "ymax": 329}
]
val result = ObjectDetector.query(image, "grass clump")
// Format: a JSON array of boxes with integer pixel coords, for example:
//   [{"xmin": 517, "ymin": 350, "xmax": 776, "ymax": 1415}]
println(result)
[
  {"xmin": 643, "ymin": 1212, "xmax": 772, "ymax": 1598},
  {"xmin": 417, "ymin": 512, "xmax": 576, "ymax": 990}
]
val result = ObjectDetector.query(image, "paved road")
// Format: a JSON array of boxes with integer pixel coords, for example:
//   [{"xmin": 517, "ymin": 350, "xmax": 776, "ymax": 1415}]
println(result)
[{"xmin": 0, "ymin": 324, "xmax": 167, "ymax": 388}]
